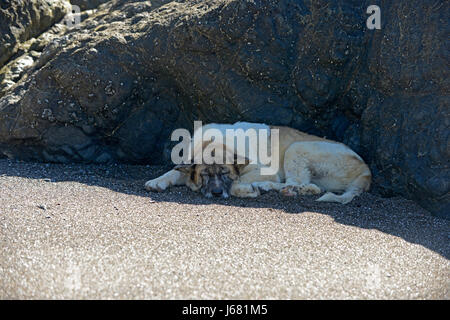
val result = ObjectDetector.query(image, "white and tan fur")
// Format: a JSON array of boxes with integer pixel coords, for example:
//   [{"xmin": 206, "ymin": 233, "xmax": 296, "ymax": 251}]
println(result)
[{"xmin": 145, "ymin": 122, "xmax": 371, "ymax": 204}]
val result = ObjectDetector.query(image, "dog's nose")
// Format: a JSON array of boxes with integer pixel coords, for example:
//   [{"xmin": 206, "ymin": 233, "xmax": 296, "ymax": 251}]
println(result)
[{"xmin": 211, "ymin": 188, "xmax": 223, "ymax": 197}]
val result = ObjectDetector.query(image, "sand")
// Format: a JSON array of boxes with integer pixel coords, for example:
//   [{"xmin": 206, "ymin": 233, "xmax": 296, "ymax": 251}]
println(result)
[{"xmin": 0, "ymin": 159, "xmax": 448, "ymax": 299}]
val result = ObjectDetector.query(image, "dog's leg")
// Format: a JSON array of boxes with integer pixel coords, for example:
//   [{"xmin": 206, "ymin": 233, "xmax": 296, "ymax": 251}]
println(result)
[
  {"xmin": 230, "ymin": 182, "xmax": 260, "ymax": 198},
  {"xmin": 316, "ymin": 173, "xmax": 371, "ymax": 204},
  {"xmin": 236, "ymin": 164, "xmax": 282, "ymax": 194},
  {"xmin": 251, "ymin": 181, "xmax": 285, "ymax": 192},
  {"xmin": 144, "ymin": 169, "xmax": 186, "ymax": 192},
  {"xmin": 281, "ymin": 145, "xmax": 321, "ymax": 196}
]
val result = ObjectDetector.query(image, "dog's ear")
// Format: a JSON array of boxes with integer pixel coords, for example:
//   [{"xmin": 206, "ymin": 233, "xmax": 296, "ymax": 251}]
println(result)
[
  {"xmin": 174, "ymin": 163, "xmax": 196, "ymax": 174},
  {"xmin": 233, "ymin": 153, "xmax": 250, "ymax": 174}
]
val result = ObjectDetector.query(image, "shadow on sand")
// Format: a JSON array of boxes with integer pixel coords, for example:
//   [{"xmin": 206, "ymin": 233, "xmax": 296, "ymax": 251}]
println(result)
[{"xmin": 1, "ymin": 159, "xmax": 449, "ymax": 259}]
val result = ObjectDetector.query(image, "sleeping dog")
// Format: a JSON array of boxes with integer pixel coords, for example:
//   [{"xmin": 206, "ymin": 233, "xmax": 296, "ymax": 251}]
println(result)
[{"xmin": 145, "ymin": 122, "xmax": 371, "ymax": 204}]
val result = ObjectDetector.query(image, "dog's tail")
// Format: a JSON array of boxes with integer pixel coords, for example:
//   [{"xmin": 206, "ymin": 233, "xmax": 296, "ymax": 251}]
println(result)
[{"xmin": 316, "ymin": 172, "xmax": 371, "ymax": 204}]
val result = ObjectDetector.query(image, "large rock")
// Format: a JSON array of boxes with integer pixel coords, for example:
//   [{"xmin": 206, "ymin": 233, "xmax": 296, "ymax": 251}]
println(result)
[
  {"xmin": 0, "ymin": 0, "xmax": 448, "ymax": 218},
  {"xmin": 361, "ymin": 0, "xmax": 449, "ymax": 218}
]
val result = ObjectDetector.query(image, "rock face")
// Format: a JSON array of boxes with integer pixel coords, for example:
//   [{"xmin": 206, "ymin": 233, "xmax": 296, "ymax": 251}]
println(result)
[
  {"xmin": 0, "ymin": 0, "xmax": 69, "ymax": 96},
  {"xmin": 0, "ymin": 0, "xmax": 68, "ymax": 66},
  {"xmin": 69, "ymin": 0, "xmax": 111, "ymax": 11},
  {"xmin": 0, "ymin": 0, "xmax": 448, "ymax": 218}
]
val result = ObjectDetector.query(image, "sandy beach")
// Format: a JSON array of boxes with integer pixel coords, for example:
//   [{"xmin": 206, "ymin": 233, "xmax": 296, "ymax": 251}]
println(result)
[{"xmin": 0, "ymin": 159, "xmax": 448, "ymax": 299}]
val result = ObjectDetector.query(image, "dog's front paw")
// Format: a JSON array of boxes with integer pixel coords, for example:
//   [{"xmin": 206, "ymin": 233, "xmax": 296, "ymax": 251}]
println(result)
[
  {"xmin": 280, "ymin": 185, "xmax": 297, "ymax": 197},
  {"xmin": 231, "ymin": 183, "xmax": 260, "ymax": 198},
  {"xmin": 280, "ymin": 183, "xmax": 321, "ymax": 196},
  {"xmin": 251, "ymin": 181, "xmax": 273, "ymax": 193},
  {"xmin": 297, "ymin": 183, "xmax": 321, "ymax": 195},
  {"xmin": 144, "ymin": 178, "xmax": 169, "ymax": 192},
  {"xmin": 245, "ymin": 186, "xmax": 260, "ymax": 198}
]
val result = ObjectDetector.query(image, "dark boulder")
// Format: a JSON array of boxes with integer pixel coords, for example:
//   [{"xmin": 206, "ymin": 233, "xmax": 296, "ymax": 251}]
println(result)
[
  {"xmin": 361, "ymin": 0, "xmax": 449, "ymax": 218},
  {"xmin": 0, "ymin": 0, "xmax": 448, "ymax": 218}
]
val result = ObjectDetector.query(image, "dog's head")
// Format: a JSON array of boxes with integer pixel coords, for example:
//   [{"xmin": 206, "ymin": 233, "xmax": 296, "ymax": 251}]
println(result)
[{"xmin": 174, "ymin": 160, "xmax": 248, "ymax": 198}]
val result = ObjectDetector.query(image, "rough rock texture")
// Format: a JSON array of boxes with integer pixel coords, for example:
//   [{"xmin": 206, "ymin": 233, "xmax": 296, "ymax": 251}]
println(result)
[
  {"xmin": 0, "ymin": 0, "xmax": 70, "ymax": 97},
  {"xmin": 70, "ymin": 0, "xmax": 112, "ymax": 11},
  {"xmin": 0, "ymin": 0, "xmax": 68, "ymax": 66},
  {"xmin": 0, "ymin": 22, "xmax": 70, "ymax": 97},
  {"xmin": 0, "ymin": 0, "xmax": 448, "ymax": 218},
  {"xmin": 361, "ymin": 0, "xmax": 449, "ymax": 218}
]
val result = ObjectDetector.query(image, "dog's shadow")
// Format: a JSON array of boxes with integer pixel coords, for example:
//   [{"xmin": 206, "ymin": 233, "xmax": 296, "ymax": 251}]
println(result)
[{"xmin": 1, "ymin": 159, "xmax": 449, "ymax": 259}]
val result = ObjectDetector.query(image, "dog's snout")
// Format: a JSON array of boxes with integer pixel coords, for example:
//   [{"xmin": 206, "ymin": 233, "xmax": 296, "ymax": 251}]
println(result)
[{"xmin": 211, "ymin": 188, "xmax": 223, "ymax": 197}]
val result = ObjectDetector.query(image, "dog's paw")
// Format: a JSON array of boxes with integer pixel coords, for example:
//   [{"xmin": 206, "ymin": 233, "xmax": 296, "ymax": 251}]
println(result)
[
  {"xmin": 144, "ymin": 178, "xmax": 169, "ymax": 192},
  {"xmin": 246, "ymin": 187, "xmax": 260, "ymax": 198},
  {"xmin": 251, "ymin": 181, "xmax": 273, "ymax": 193},
  {"xmin": 280, "ymin": 185, "xmax": 297, "ymax": 197},
  {"xmin": 231, "ymin": 183, "xmax": 260, "ymax": 198},
  {"xmin": 297, "ymin": 183, "xmax": 321, "ymax": 195}
]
